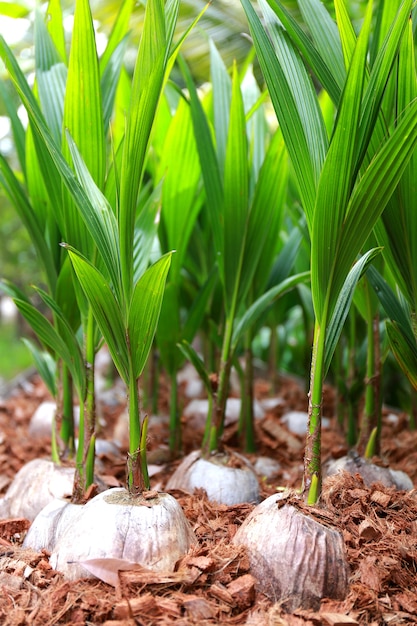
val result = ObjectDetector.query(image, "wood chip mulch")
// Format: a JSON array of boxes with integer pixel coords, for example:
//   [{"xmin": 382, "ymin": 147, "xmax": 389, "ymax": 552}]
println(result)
[{"xmin": 0, "ymin": 373, "xmax": 416, "ymax": 625}]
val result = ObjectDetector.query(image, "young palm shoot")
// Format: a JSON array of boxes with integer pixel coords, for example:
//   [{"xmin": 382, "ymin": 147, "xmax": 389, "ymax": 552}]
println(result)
[
  {"xmin": 168, "ymin": 57, "xmax": 308, "ymax": 504},
  {"xmin": 235, "ymin": 0, "xmax": 417, "ymax": 610},
  {"xmin": 242, "ymin": 0, "xmax": 417, "ymax": 503},
  {"xmin": 22, "ymin": 0, "xmax": 198, "ymax": 580}
]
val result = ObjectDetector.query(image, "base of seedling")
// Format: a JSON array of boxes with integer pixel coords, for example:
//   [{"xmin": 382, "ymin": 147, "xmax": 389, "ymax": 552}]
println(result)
[
  {"xmin": 24, "ymin": 487, "xmax": 196, "ymax": 580},
  {"xmin": 233, "ymin": 492, "xmax": 349, "ymax": 611},
  {"xmin": 166, "ymin": 449, "xmax": 260, "ymax": 505}
]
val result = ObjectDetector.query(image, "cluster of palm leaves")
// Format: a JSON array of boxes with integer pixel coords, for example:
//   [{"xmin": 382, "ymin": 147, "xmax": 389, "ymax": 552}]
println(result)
[{"xmin": 0, "ymin": 0, "xmax": 416, "ymax": 506}]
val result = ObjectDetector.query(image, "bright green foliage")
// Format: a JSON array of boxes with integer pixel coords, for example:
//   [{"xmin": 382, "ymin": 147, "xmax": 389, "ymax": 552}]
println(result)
[
  {"xmin": 0, "ymin": 0, "xmax": 183, "ymax": 497},
  {"xmin": 181, "ymin": 45, "xmax": 309, "ymax": 452},
  {"xmin": 241, "ymin": 0, "xmax": 417, "ymax": 501}
]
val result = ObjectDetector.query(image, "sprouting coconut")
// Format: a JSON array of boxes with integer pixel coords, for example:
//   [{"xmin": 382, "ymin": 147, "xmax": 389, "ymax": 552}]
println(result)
[
  {"xmin": 324, "ymin": 451, "xmax": 413, "ymax": 490},
  {"xmin": 24, "ymin": 483, "xmax": 196, "ymax": 581},
  {"xmin": 233, "ymin": 492, "xmax": 349, "ymax": 611},
  {"xmin": 166, "ymin": 449, "xmax": 260, "ymax": 505},
  {"xmin": 0, "ymin": 459, "xmax": 76, "ymax": 521}
]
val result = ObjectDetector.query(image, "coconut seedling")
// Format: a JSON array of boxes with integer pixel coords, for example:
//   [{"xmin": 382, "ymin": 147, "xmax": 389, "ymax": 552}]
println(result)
[
  {"xmin": 167, "ymin": 48, "xmax": 309, "ymax": 504},
  {"xmin": 366, "ymin": 6, "xmax": 417, "ymax": 425},
  {"xmin": 3, "ymin": 0, "xmax": 201, "ymax": 578},
  {"xmin": 234, "ymin": 0, "xmax": 417, "ymax": 610},
  {"xmin": 0, "ymin": 0, "xmax": 129, "ymax": 513}
]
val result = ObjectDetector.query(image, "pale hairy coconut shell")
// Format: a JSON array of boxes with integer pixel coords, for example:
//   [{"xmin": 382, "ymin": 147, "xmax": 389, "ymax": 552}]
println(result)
[
  {"xmin": 1, "ymin": 459, "xmax": 74, "ymax": 521},
  {"xmin": 166, "ymin": 450, "xmax": 260, "ymax": 505},
  {"xmin": 233, "ymin": 494, "xmax": 349, "ymax": 611},
  {"xmin": 324, "ymin": 455, "xmax": 413, "ymax": 490},
  {"xmin": 46, "ymin": 488, "xmax": 196, "ymax": 580},
  {"xmin": 23, "ymin": 498, "xmax": 83, "ymax": 551}
]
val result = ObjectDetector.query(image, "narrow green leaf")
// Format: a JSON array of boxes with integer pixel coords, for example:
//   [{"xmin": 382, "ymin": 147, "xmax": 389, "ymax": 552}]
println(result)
[
  {"xmin": 386, "ymin": 320, "xmax": 417, "ymax": 390},
  {"xmin": 232, "ymin": 271, "xmax": 310, "ymax": 350},
  {"xmin": 35, "ymin": 11, "xmax": 67, "ymax": 146},
  {"xmin": 101, "ymin": 37, "xmax": 128, "ymax": 134},
  {"xmin": 223, "ymin": 63, "xmax": 249, "ymax": 313},
  {"xmin": 0, "ymin": 154, "xmax": 57, "ymax": 290},
  {"xmin": 0, "ymin": 79, "xmax": 26, "ymax": 175},
  {"xmin": 157, "ymin": 96, "xmax": 201, "ymax": 283},
  {"xmin": 334, "ymin": 0, "xmax": 357, "ymax": 68},
  {"xmin": 129, "ymin": 254, "xmax": 172, "ymax": 379},
  {"xmin": 336, "ymin": 98, "xmax": 417, "ymax": 301},
  {"xmin": 13, "ymin": 298, "xmax": 85, "ymax": 397},
  {"xmin": 165, "ymin": 0, "xmax": 180, "ymax": 63},
  {"xmin": 45, "ymin": 0, "xmax": 66, "ymax": 62},
  {"xmin": 0, "ymin": 280, "xmax": 30, "ymax": 303},
  {"xmin": 210, "ymin": 39, "xmax": 232, "ymax": 173},
  {"xmin": 133, "ymin": 184, "xmax": 161, "ymax": 284},
  {"xmin": 241, "ymin": 129, "xmax": 287, "ymax": 300},
  {"xmin": 0, "ymin": 2, "xmax": 28, "ymax": 18},
  {"xmin": 298, "ymin": 0, "xmax": 345, "ymax": 89},
  {"xmin": 0, "ymin": 34, "xmax": 113, "ymax": 260},
  {"xmin": 62, "ymin": 0, "xmax": 105, "ymax": 257},
  {"xmin": 324, "ymin": 248, "xmax": 382, "ymax": 375},
  {"xmin": 357, "ymin": 0, "xmax": 413, "ymax": 172},
  {"xmin": 183, "ymin": 267, "xmax": 218, "ymax": 344},
  {"xmin": 21, "ymin": 338, "xmax": 57, "ymax": 398},
  {"xmin": 312, "ymin": 2, "xmax": 372, "ymax": 323},
  {"xmin": 258, "ymin": 0, "xmax": 328, "ymax": 191},
  {"xmin": 240, "ymin": 0, "xmax": 321, "ymax": 224},
  {"xmin": 156, "ymin": 282, "xmax": 181, "ymax": 375},
  {"xmin": 100, "ymin": 0, "xmax": 132, "ymax": 72},
  {"xmin": 119, "ymin": 0, "xmax": 167, "ymax": 300},
  {"xmin": 65, "ymin": 131, "xmax": 122, "ymax": 300},
  {"xmin": 177, "ymin": 340, "xmax": 212, "ymax": 395},
  {"xmin": 266, "ymin": 0, "xmax": 342, "ymax": 103},
  {"xmin": 25, "ymin": 123, "xmax": 61, "ymax": 277},
  {"xmin": 33, "ymin": 285, "xmax": 85, "ymax": 386},
  {"xmin": 66, "ymin": 247, "xmax": 129, "ymax": 383},
  {"xmin": 367, "ymin": 265, "xmax": 416, "ymax": 346},
  {"xmin": 266, "ymin": 225, "xmax": 304, "ymax": 290},
  {"xmin": 180, "ymin": 56, "xmax": 223, "ymax": 268}
]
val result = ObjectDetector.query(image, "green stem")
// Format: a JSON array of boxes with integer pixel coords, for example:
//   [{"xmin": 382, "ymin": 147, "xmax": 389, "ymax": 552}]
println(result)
[
  {"xmin": 242, "ymin": 333, "xmax": 256, "ymax": 453},
  {"xmin": 84, "ymin": 307, "xmax": 96, "ymax": 488},
  {"xmin": 304, "ymin": 320, "xmax": 326, "ymax": 504},
  {"xmin": 126, "ymin": 359, "xmax": 149, "ymax": 494},
  {"xmin": 60, "ymin": 363, "xmax": 75, "ymax": 455},
  {"xmin": 358, "ymin": 310, "xmax": 381, "ymax": 455},
  {"xmin": 334, "ymin": 339, "xmax": 346, "ymax": 430},
  {"xmin": 168, "ymin": 372, "xmax": 181, "ymax": 456},
  {"xmin": 72, "ymin": 400, "xmax": 85, "ymax": 503},
  {"xmin": 71, "ymin": 307, "xmax": 96, "ymax": 503},
  {"xmin": 210, "ymin": 316, "xmax": 235, "ymax": 452},
  {"xmin": 268, "ymin": 319, "xmax": 279, "ymax": 393}
]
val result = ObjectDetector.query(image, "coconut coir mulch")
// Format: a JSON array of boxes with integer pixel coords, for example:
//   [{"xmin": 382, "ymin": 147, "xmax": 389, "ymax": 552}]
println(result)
[{"xmin": 0, "ymin": 372, "xmax": 416, "ymax": 625}]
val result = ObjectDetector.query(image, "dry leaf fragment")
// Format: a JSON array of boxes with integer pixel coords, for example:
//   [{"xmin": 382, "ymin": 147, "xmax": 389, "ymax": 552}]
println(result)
[{"xmin": 78, "ymin": 557, "xmax": 145, "ymax": 586}]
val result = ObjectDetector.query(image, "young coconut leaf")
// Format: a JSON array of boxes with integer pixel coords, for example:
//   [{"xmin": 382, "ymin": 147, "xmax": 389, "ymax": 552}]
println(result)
[
  {"xmin": 67, "ymin": 246, "xmax": 172, "ymax": 491},
  {"xmin": 242, "ymin": 0, "xmax": 417, "ymax": 503}
]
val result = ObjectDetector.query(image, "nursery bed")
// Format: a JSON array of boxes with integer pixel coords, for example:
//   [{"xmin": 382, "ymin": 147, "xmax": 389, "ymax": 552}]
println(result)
[{"xmin": 0, "ymin": 372, "xmax": 416, "ymax": 625}]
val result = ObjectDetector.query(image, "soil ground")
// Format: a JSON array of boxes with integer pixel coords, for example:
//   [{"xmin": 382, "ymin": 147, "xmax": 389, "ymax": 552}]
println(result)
[{"xmin": 0, "ymin": 368, "xmax": 416, "ymax": 625}]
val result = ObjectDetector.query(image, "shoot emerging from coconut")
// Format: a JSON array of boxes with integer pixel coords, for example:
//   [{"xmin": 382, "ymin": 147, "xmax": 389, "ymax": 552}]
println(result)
[{"xmin": 241, "ymin": 0, "xmax": 417, "ymax": 504}]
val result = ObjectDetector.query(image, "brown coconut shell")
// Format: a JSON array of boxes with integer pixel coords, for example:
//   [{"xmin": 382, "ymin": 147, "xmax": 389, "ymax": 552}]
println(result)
[{"xmin": 233, "ymin": 493, "xmax": 349, "ymax": 611}]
